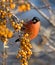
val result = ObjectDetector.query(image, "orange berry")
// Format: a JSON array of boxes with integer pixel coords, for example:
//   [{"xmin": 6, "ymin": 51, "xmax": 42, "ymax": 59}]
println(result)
[
  {"xmin": 9, "ymin": 0, "xmax": 13, "ymax": 3},
  {"xmin": 2, "ymin": 0, "xmax": 6, "ymax": 2},
  {"xmin": 24, "ymin": 62, "xmax": 28, "ymax": 65},
  {"xmin": 7, "ymin": 31, "xmax": 13, "ymax": 38},
  {"xmin": 21, "ymin": 4, "xmax": 26, "ymax": 10},
  {"xmin": 16, "ymin": 54, "xmax": 21, "ymax": 58},
  {"xmin": 18, "ymin": 6, "xmax": 23, "ymax": 12},
  {"xmin": 27, "ymin": 7, "xmax": 31, "ymax": 11},
  {"xmin": 14, "ymin": 24, "xmax": 18, "ymax": 28},
  {"xmin": 8, "ymin": 13, "xmax": 12, "ymax": 18},
  {"xmin": 21, "ymin": 64, "xmax": 24, "ymax": 65},
  {"xmin": 4, "ymin": 34, "xmax": 7, "ymax": 38},
  {"xmin": 27, "ymin": 51, "xmax": 32, "ymax": 55},
  {"xmin": 12, "ymin": 22, "xmax": 15, "ymax": 26},
  {"xmin": 10, "ymin": 3, "xmax": 16, "ymax": 9},
  {"xmin": 26, "ymin": 3, "xmax": 30, "ymax": 7},
  {"xmin": 6, "ymin": 0, "xmax": 9, "ymax": 2}
]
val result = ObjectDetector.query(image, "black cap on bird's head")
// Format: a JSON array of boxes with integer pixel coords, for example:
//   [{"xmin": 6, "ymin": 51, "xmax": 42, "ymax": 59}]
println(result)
[{"xmin": 32, "ymin": 17, "xmax": 40, "ymax": 24}]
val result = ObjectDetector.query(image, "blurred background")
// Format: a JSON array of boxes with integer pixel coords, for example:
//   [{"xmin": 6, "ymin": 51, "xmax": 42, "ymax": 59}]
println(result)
[{"xmin": 0, "ymin": 0, "xmax": 55, "ymax": 65}]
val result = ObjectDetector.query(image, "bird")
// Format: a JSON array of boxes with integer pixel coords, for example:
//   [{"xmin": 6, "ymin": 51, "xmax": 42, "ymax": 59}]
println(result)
[{"xmin": 15, "ymin": 17, "xmax": 40, "ymax": 42}]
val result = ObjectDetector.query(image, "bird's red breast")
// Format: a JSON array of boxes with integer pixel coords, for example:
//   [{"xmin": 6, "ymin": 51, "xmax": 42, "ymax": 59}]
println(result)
[{"xmin": 23, "ymin": 20, "xmax": 40, "ymax": 40}]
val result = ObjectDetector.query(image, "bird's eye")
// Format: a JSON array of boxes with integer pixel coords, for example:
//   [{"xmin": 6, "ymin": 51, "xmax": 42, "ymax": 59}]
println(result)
[
  {"xmin": 32, "ymin": 20, "xmax": 37, "ymax": 24},
  {"xmin": 32, "ymin": 17, "xmax": 40, "ymax": 24}
]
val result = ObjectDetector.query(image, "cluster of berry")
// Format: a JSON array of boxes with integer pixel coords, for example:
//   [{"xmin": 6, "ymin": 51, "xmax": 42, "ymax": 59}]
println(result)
[
  {"xmin": 16, "ymin": 33, "xmax": 32, "ymax": 65},
  {"xmin": 11, "ymin": 20, "xmax": 24, "ymax": 32},
  {"xmin": 0, "ymin": 0, "xmax": 31, "ymax": 12},
  {"xmin": 0, "ymin": 10, "xmax": 13, "ymax": 19},
  {"xmin": 1, "ymin": 0, "xmax": 16, "ymax": 9},
  {"xmin": 18, "ymin": 3, "xmax": 31, "ymax": 12},
  {"xmin": 0, "ymin": 0, "xmax": 24, "ymax": 42},
  {"xmin": 0, "ymin": 22, "xmax": 13, "ymax": 42},
  {"xmin": 0, "ymin": 1, "xmax": 32, "ymax": 65}
]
